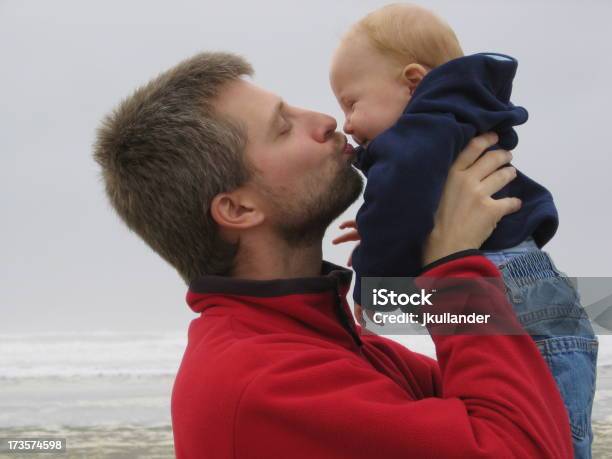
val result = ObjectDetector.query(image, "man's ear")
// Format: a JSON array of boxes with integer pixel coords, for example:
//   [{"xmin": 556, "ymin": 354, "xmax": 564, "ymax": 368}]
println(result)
[
  {"xmin": 400, "ymin": 63, "xmax": 428, "ymax": 93},
  {"xmin": 210, "ymin": 189, "xmax": 264, "ymax": 231}
]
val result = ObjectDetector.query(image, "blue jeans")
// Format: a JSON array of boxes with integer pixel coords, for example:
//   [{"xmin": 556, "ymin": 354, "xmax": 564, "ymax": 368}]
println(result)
[{"xmin": 483, "ymin": 239, "xmax": 598, "ymax": 459}]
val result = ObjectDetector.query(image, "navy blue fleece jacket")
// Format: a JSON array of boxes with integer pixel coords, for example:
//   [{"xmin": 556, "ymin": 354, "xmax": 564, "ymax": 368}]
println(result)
[{"xmin": 352, "ymin": 53, "xmax": 558, "ymax": 306}]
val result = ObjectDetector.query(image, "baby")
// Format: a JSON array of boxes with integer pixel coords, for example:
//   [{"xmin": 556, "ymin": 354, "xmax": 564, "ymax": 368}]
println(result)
[{"xmin": 330, "ymin": 4, "xmax": 597, "ymax": 457}]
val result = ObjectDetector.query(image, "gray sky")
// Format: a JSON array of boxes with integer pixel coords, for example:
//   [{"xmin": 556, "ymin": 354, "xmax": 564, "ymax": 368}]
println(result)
[{"xmin": 2, "ymin": 0, "xmax": 611, "ymax": 333}]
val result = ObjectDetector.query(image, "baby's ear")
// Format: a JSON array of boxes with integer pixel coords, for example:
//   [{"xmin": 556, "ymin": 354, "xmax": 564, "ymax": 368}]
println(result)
[{"xmin": 401, "ymin": 63, "xmax": 428, "ymax": 92}]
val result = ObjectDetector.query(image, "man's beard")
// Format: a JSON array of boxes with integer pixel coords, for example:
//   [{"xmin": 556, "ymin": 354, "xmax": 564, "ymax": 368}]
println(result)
[{"xmin": 266, "ymin": 164, "xmax": 363, "ymax": 247}]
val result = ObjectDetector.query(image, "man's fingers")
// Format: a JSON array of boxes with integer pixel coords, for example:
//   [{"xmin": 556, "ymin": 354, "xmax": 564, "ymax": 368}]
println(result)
[
  {"xmin": 332, "ymin": 230, "xmax": 360, "ymax": 245},
  {"xmin": 470, "ymin": 149, "xmax": 513, "ymax": 181},
  {"xmin": 493, "ymin": 197, "xmax": 522, "ymax": 219},
  {"xmin": 480, "ymin": 166, "xmax": 517, "ymax": 196},
  {"xmin": 453, "ymin": 132, "xmax": 499, "ymax": 170}
]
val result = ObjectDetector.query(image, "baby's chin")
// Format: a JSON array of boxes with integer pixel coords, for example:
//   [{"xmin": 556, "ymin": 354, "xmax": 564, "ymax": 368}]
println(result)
[
  {"xmin": 359, "ymin": 133, "xmax": 380, "ymax": 148},
  {"xmin": 352, "ymin": 137, "xmax": 369, "ymax": 148},
  {"xmin": 355, "ymin": 122, "xmax": 398, "ymax": 148},
  {"xmin": 366, "ymin": 120, "xmax": 404, "ymax": 146}
]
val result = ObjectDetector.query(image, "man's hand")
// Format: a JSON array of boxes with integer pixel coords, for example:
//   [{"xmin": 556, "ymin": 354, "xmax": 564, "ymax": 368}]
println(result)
[{"xmin": 423, "ymin": 132, "xmax": 521, "ymax": 266}]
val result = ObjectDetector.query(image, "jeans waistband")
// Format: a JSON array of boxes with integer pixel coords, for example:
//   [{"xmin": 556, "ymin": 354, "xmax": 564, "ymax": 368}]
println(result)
[
  {"xmin": 507, "ymin": 237, "xmax": 538, "ymax": 251},
  {"xmin": 501, "ymin": 250, "xmax": 559, "ymax": 287}
]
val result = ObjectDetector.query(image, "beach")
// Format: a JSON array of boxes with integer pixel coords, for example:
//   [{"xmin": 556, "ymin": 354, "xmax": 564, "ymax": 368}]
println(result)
[
  {"xmin": 0, "ymin": 425, "xmax": 174, "ymax": 458},
  {"xmin": 1, "ymin": 332, "xmax": 610, "ymax": 458},
  {"xmin": 0, "ymin": 332, "xmax": 180, "ymax": 457},
  {"xmin": 593, "ymin": 359, "xmax": 612, "ymax": 458}
]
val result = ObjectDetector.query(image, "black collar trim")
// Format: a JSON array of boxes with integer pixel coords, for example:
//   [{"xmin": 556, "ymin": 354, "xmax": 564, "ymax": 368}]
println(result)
[{"xmin": 189, "ymin": 261, "xmax": 352, "ymax": 297}]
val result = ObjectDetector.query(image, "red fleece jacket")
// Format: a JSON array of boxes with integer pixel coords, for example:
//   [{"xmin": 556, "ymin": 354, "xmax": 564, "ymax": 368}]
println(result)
[{"xmin": 171, "ymin": 253, "xmax": 573, "ymax": 458}]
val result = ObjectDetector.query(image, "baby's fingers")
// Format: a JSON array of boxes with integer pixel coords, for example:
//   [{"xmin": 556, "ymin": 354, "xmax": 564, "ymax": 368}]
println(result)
[
  {"xmin": 332, "ymin": 230, "xmax": 360, "ymax": 245},
  {"xmin": 338, "ymin": 220, "xmax": 357, "ymax": 230}
]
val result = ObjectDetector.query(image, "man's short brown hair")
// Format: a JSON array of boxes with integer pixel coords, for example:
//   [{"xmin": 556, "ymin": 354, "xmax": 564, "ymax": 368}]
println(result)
[{"xmin": 93, "ymin": 52, "xmax": 253, "ymax": 283}]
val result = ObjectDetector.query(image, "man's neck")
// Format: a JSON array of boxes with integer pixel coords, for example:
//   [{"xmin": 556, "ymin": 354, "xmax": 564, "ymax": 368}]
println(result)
[{"xmin": 231, "ymin": 234, "xmax": 324, "ymax": 280}]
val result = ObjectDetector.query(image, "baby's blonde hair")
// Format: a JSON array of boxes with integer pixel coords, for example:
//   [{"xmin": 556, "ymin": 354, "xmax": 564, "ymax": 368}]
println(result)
[{"xmin": 349, "ymin": 3, "xmax": 464, "ymax": 69}]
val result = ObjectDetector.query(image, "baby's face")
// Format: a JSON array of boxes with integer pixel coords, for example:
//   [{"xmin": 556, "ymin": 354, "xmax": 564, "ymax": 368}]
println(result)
[{"xmin": 330, "ymin": 34, "xmax": 413, "ymax": 147}]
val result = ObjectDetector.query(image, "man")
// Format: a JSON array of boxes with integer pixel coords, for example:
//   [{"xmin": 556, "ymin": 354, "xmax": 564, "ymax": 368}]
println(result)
[{"xmin": 94, "ymin": 52, "xmax": 573, "ymax": 458}]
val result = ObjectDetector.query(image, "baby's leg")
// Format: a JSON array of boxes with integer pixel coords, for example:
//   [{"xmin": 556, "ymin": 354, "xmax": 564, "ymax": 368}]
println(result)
[{"xmin": 483, "ymin": 241, "xmax": 598, "ymax": 459}]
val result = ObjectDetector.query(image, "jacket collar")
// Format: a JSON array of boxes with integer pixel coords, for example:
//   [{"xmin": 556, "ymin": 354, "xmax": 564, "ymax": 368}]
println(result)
[{"xmin": 186, "ymin": 261, "xmax": 361, "ymax": 347}]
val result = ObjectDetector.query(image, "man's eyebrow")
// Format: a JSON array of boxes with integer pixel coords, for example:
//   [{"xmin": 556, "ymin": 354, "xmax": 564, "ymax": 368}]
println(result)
[{"xmin": 267, "ymin": 99, "xmax": 285, "ymax": 137}]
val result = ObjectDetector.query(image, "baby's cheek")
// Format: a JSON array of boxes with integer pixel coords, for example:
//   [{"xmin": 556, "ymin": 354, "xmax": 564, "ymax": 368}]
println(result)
[
  {"xmin": 362, "ymin": 109, "xmax": 392, "ymax": 139},
  {"xmin": 353, "ymin": 111, "xmax": 375, "ymax": 137},
  {"xmin": 379, "ymin": 105, "xmax": 404, "ymax": 133}
]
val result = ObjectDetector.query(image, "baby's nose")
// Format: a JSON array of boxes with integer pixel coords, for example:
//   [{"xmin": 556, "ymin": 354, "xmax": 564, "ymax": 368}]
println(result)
[{"xmin": 343, "ymin": 118, "xmax": 353, "ymax": 134}]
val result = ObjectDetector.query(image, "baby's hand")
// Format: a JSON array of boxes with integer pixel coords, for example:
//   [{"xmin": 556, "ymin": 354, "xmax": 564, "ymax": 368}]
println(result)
[
  {"xmin": 354, "ymin": 303, "xmax": 382, "ymax": 329},
  {"xmin": 332, "ymin": 220, "xmax": 360, "ymax": 267},
  {"xmin": 332, "ymin": 220, "xmax": 360, "ymax": 244}
]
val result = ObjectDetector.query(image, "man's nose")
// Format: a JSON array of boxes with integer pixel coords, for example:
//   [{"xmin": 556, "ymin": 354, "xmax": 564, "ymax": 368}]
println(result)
[{"xmin": 311, "ymin": 112, "xmax": 337, "ymax": 143}]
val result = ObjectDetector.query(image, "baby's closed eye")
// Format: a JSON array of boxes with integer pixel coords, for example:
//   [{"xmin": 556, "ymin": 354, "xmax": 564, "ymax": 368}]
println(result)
[{"xmin": 341, "ymin": 97, "xmax": 355, "ymax": 110}]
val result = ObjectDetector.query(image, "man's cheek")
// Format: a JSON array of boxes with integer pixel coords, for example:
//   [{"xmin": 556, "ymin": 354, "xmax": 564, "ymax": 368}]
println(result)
[
  {"xmin": 294, "ymin": 152, "xmax": 325, "ymax": 172},
  {"xmin": 256, "ymin": 155, "xmax": 298, "ymax": 184}
]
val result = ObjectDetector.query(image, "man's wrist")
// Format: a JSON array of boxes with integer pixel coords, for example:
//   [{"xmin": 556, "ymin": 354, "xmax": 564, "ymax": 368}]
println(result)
[
  {"xmin": 420, "ymin": 248, "xmax": 483, "ymax": 274},
  {"xmin": 423, "ymin": 229, "xmax": 478, "ymax": 267}
]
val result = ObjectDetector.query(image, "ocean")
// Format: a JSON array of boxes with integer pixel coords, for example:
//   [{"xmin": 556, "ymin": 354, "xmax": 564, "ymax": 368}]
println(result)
[
  {"xmin": 0, "ymin": 332, "xmax": 180, "ymax": 458},
  {"xmin": 0, "ymin": 332, "xmax": 610, "ymax": 458}
]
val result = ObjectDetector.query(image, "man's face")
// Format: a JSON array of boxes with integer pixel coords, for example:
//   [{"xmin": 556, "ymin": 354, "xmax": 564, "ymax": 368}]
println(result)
[{"xmin": 214, "ymin": 79, "xmax": 363, "ymax": 244}]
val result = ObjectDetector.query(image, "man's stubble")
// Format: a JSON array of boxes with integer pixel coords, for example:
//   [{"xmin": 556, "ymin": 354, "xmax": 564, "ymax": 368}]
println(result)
[{"xmin": 262, "ymin": 161, "xmax": 363, "ymax": 247}]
